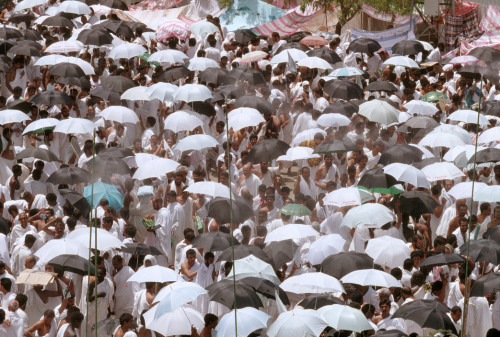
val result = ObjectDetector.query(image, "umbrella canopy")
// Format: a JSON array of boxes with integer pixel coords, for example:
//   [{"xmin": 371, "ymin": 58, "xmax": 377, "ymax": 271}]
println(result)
[
  {"xmin": 175, "ymin": 134, "xmax": 219, "ymax": 152},
  {"xmin": 324, "ymin": 79, "xmax": 364, "ymax": 100},
  {"xmin": 275, "ymin": 42, "xmax": 310, "ymax": 54},
  {"xmin": 319, "ymin": 252, "xmax": 374, "ymax": 278},
  {"xmin": 392, "ymin": 40, "xmax": 425, "ymax": 55},
  {"xmin": 59, "ymin": 189, "xmax": 91, "ymax": 217},
  {"xmin": 164, "ymin": 110, "xmax": 203, "ymax": 132},
  {"xmin": 215, "ymin": 308, "xmax": 270, "ymax": 337},
  {"xmin": 0, "ymin": 109, "xmax": 29, "ymax": 126},
  {"xmin": 127, "ymin": 265, "xmax": 182, "ymax": 283},
  {"xmin": 383, "ymin": 163, "xmax": 430, "ymax": 189},
  {"xmin": 191, "ymin": 232, "xmax": 240, "ymax": 252},
  {"xmin": 35, "ymin": 238, "xmax": 88, "ymax": 263},
  {"xmin": 54, "ymin": 118, "xmax": 96, "ymax": 135},
  {"xmin": 484, "ymin": 226, "xmax": 500, "ymax": 241},
  {"xmin": 145, "ymin": 82, "xmax": 177, "ymax": 102},
  {"xmin": 404, "ymin": 100, "xmax": 439, "ymax": 116},
  {"xmin": 316, "ymin": 113, "xmax": 351, "ymax": 128},
  {"xmin": 148, "ymin": 49, "xmax": 189, "ymax": 65},
  {"xmin": 31, "ymin": 90, "xmax": 73, "ymax": 106},
  {"xmin": 297, "ymin": 56, "xmax": 333, "ymax": 70},
  {"xmin": 187, "ymin": 57, "xmax": 220, "ymax": 71},
  {"xmin": 341, "ymin": 203, "xmax": 395, "ymax": 229},
  {"xmin": 144, "ymin": 304, "xmax": 204, "ymax": 337},
  {"xmin": 323, "ymin": 187, "xmax": 361, "ymax": 207},
  {"xmin": 101, "ymin": 76, "xmax": 135, "ymax": 93},
  {"xmin": 448, "ymin": 109, "xmax": 490, "ymax": 126},
  {"xmin": 460, "ymin": 239, "xmax": 500, "ymax": 264},
  {"xmin": 277, "ymin": 147, "xmax": 320, "ymax": 162},
  {"xmin": 189, "ymin": 21, "xmax": 219, "ymax": 36},
  {"xmin": 46, "ymin": 166, "xmax": 91, "ymax": 185},
  {"xmin": 341, "ymin": 269, "xmax": 402, "ymax": 288},
  {"xmin": 199, "ymin": 68, "xmax": 234, "ymax": 86},
  {"xmin": 359, "ymin": 99, "xmax": 400, "ymax": 125},
  {"xmin": 154, "ymin": 282, "xmax": 206, "ymax": 316},
  {"xmin": 404, "ymin": 116, "xmax": 440, "ymax": 129},
  {"xmin": 307, "ymin": 48, "xmax": 341, "ymax": 64},
  {"xmin": 206, "ymin": 279, "xmax": 263, "ymax": 309},
  {"xmin": 328, "ymin": 66, "xmax": 366, "ymax": 77},
  {"xmin": 279, "ymin": 204, "xmax": 312, "ymax": 216},
  {"xmin": 271, "ymin": 48, "xmax": 308, "ymax": 64},
  {"xmin": 185, "ymin": 181, "xmax": 231, "ymax": 199},
  {"xmin": 247, "ymin": 139, "xmax": 289, "ymax": 163},
  {"xmin": 395, "ymin": 191, "xmax": 440, "ymax": 217},
  {"xmin": 297, "ymin": 294, "xmax": 344, "ymax": 309},
  {"xmin": 383, "ymin": 56, "xmax": 419, "ymax": 68},
  {"xmin": 217, "ymin": 245, "xmax": 271, "ymax": 265},
  {"xmin": 470, "ymin": 272, "xmax": 500, "ymax": 297},
  {"xmin": 476, "ymin": 185, "xmax": 500, "ymax": 202},
  {"xmin": 239, "ymin": 277, "xmax": 290, "ymax": 304},
  {"xmin": 77, "ymin": 29, "xmax": 113, "ymax": 45},
  {"xmin": 306, "ymin": 234, "xmax": 346, "ymax": 265},
  {"xmin": 392, "ymin": 300, "xmax": 457, "ymax": 334},
  {"xmin": 56, "ymin": 0, "xmax": 91, "ymax": 15},
  {"xmin": 420, "ymin": 91, "xmax": 447, "ymax": 103},
  {"xmin": 240, "ymin": 50, "xmax": 268, "ymax": 64},
  {"xmin": 263, "ymin": 240, "xmax": 299, "ymax": 268},
  {"xmin": 418, "ymin": 253, "xmax": 466, "ymax": 268},
  {"xmin": 83, "ymin": 182, "xmax": 123, "ymax": 211},
  {"xmin": 227, "ymin": 107, "xmax": 265, "ymax": 131},
  {"xmin": 358, "ymin": 167, "xmax": 400, "ymax": 194},
  {"xmin": 421, "ymin": 162, "xmax": 465, "ymax": 182},
  {"xmin": 469, "ymin": 148, "xmax": 500, "ymax": 164},
  {"xmin": 348, "ymin": 38, "xmax": 381, "ymax": 53},
  {"xmin": 233, "ymin": 28, "xmax": 257, "ymax": 44},
  {"xmin": 118, "ymin": 243, "xmax": 163, "ymax": 256},
  {"xmin": 132, "ymin": 158, "xmax": 180, "ymax": 180},
  {"xmin": 206, "ymin": 196, "xmax": 254, "ymax": 225},
  {"xmin": 93, "ymin": 156, "xmax": 130, "ymax": 177},
  {"xmin": 264, "ymin": 224, "xmax": 318, "ymax": 243},
  {"xmin": 99, "ymin": 106, "xmax": 140, "ymax": 124},
  {"xmin": 477, "ymin": 126, "xmax": 500, "ymax": 144},
  {"xmin": 280, "ymin": 272, "xmax": 344, "ymax": 294},
  {"xmin": 227, "ymin": 254, "xmax": 280, "ymax": 285},
  {"xmin": 267, "ymin": 309, "xmax": 328, "ymax": 337},
  {"xmin": 323, "ymin": 101, "xmax": 359, "ymax": 116},
  {"xmin": 313, "ymin": 139, "xmax": 357, "ymax": 154},
  {"xmin": 48, "ymin": 254, "xmax": 95, "ymax": 276},
  {"xmin": 448, "ymin": 182, "xmax": 487, "ymax": 199},
  {"xmin": 174, "ymin": 84, "xmax": 213, "ymax": 103},
  {"xmin": 420, "ymin": 130, "xmax": 471, "ymax": 149},
  {"xmin": 156, "ymin": 19, "xmax": 189, "ymax": 41},
  {"xmin": 8, "ymin": 44, "xmax": 41, "ymax": 57},
  {"xmin": 16, "ymin": 148, "xmax": 59, "ymax": 162},
  {"xmin": 42, "ymin": 15, "xmax": 75, "ymax": 28},
  {"xmin": 67, "ymin": 227, "xmax": 123, "ymax": 251},
  {"xmin": 108, "ymin": 43, "xmax": 147, "ymax": 60},
  {"xmin": 365, "ymin": 80, "xmax": 399, "ymax": 92},
  {"xmin": 233, "ymin": 95, "xmax": 273, "ymax": 114},
  {"xmin": 300, "ymin": 35, "xmax": 328, "ymax": 47},
  {"xmin": 318, "ymin": 304, "xmax": 373, "ymax": 333},
  {"xmin": 120, "ymin": 86, "xmax": 151, "ymax": 101},
  {"xmin": 366, "ymin": 236, "xmax": 411, "ymax": 269}
]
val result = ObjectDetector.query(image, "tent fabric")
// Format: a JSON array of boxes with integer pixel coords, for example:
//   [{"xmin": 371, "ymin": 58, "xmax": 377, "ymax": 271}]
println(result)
[
  {"xmin": 220, "ymin": 0, "xmax": 286, "ymax": 31},
  {"xmin": 252, "ymin": 5, "xmax": 318, "ymax": 37},
  {"xmin": 444, "ymin": 4, "xmax": 482, "ymax": 51},
  {"xmin": 361, "ymin": 3, "xmax": 410, "ymax": 25},
  {"xmin": 479, "ymin": 5, "xmax": 500, "ymax": 32},
  {"xmin": 350, "ymin": 20, "xmax": 417, "ymax": 52}
]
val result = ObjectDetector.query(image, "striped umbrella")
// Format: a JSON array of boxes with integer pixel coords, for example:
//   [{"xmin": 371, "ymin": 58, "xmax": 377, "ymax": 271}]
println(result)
[
  {"xmin": 240, "ymin": 50, "xmax": 268, "ymax": 64},
  {"xmin": 300, "ymin": 35, "xmax": 329, "ymax": 47},
  {"xmin": 157, "ymin": 19, "xmax": 189, "ymax": 41},
  {"xmin": 45, "ymin": 41, "xmax": 84, "ymax": 54},
  {"xmin": 449, "ymin": 55, "xmax": 478, "ymax": 65},
  {"xmin": 329, "ymin": 67, "xmax": 366, "ymax": 77}
]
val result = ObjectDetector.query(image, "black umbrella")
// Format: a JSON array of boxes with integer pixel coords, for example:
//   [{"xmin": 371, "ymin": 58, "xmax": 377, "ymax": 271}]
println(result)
[
  {"xmin": 8, "ymin": 12, "xmax": 35, "ymax": 24},
  {"xmin": 118, "ymin": 243, "xmax": 163, "ymax": 256},
  {"xmin": 392, "ymin": 40, "xmax": 425, "ymax": 56},
  {"xmin": 0, "ymin": 41, "xmax": 14, "ymax": 54},
  {"xmin": 0, "ymin": 27, "xmax": 23, "ymax": 40},
  {"xmin": 412, "ymin": 157, "xmax": 440, "ymax": 170},
  {"xmin": 230, "ymin": 68, "xmax": 266, "ymax": 85},
  {"xmin": 347, "ymin": 38, "xmax": 381, "ymax": 54},
  {"xmin": 3, "ymin": 101, "xmax": 33, "ymax": 113},
  {"xmin": 200, "ymin": 68, "xmax": 234, "ymax": 86},
  {"xmin": 263, "ymin": 239, "xmax": 299, "ymax": 268},
  {"xmin": 206, "ymin": 196, "xmax": 254, "ymax": 225},
  {"xmin": 234, "ymin": 95, "xmax": 273, "ymax": 114},
  {"xmin": 191, "ymin": 101, "xmax": 216, "ymax": 117},
  {"xmin": 49, "ymin": 254, "xmax": 95, "ymax": 276},
  {"xmin": 160, "ymin": 66, "xmax": 190, "ymax": 82},
  {"xmin": 93, "ymin": 156, "xmax": 130, "ymax": 176},
  {"xmin": 77, "ymin": 29, "xmax": 114, "ymax": 45},
  {"xmin": 275, "ymin": 42, "xmax": 310, "ymax": 54},
  {"xmin": 459, "ymin": 62, "xmax": 500, "ymax": 81},
  {"xmin": 95, "ymin": 20, "xmax": 134, "ymax": 39},
  {"xmin": 51, "ymin": 63, "xmax": 86, "ymax": 78},
  {"xmin": 206, "ymin": 279, "xmax": 263, "ymax": 309},
  {"xmin": 394, "ymin": 191, "xmax": 439, "ymax": 217},
  {"xmin": 8, "ymin": 44, "xmax": 41, "ymax": 57},
  {"xmin": 373, "ymin": 329, "xmax": 409, "ymax": 337},
  {"xmin": 31, "ymin": 90, "xmax": 73, "ymax": 106},
  {"xmin": 468, "ymin": 46, "xmax": 500, "ymax": 63},
  {"xmin": 98, "ymin": 147, "xmax": 134, "ymax": 158},
  {"xmin": 404, "ymin": 116, "xmax": 439, "ymax": 129},
  {"xmin": 239, "ymin": 277, "xmax": 290, "ymax": 305},
  {"xmin": 191, "ymin": 232, "xmax": 240, "ymax": 252},
  {"xmin": 297, "ymin": 294, "xmax": 344, "ymax": 309},
  {"xmin": 323, "ymin": 101, "xmax": 359, "ymax": 117},
  {"xmin": 481, "ymin": 100, "xmax": 500, "ymax": 116},
  {"xmin": 57, "ymin": 76, "xmax": 91, "ymax": 89},
  {"xmin": 313, "ymin": 139, "xmax": 357, "ymax": 154},
  {"xmin": 59, "ymin": 189, "xmax": 91, "ymax": 217},
  {"xmin": 319, "ymin": 252, "xmax": 374, "ymax": 279},
  {"xmin": 247, "ymin": 139, "xmax": 290, "ymax": 163},
  {"xmin": 484, "ymin": 226, "xmax": 500, "ymax": 242},
  {"xmin": 16, "ymin": 148, "xmax": 59, "ymax": 162},
  {"xmin": 42, "ymin": 15, "xmax": 75, "ymax": 28},
  {"xmin": 307, "ymin": 48, "xmax": 342, "ymax": 64},
  {"xmin": 470, "ymin": 272, "xmax": 500, "ymax": 297},
  {"xmin": 47, "ymin": 166, "xmax": 91, "ymax": 185},
  {"xmin": 358, "ymin": 168, "xmax": 399, "ymax": 193},
  {"xmin": 460, "ymin": 239, "xmax": 500, "ymax": 264},
  {"xmin": 418, "ymin": 253, "xmax": 466, "ymax": 268},
  {"xmin": 212, "ymin": 85, "xmax": 245, "ymax": 102},
  {"xmin": 378, "ymin": 145, "xmax": 424, "ymax": 166},
  {"xmin": 101, "ymin": 76, "xmax": 135, "ymax": 93},
  {"xmin": 22, "ymin": 29, "xmax": 42, "ymax": 41},
  {"xmin": 100, "ymin": 0, "xmax": 128, "ymax": 9},
  {"xmin": 468, "ymin": 148, "xmax": 500, "ymax": 164},
  {"xmin": 0, "ymin": 217, "xmax": 10, "ymax": 235},
  {"xmin": 285, "ymin": 31, "xmax": 311, "ymax": 43},
  {"xmin": 392, "ymin": 300, "xmax": 457, "ymax": 334},
  {"xmin": 324, "ymin": 79, "xmax": 364, "ymax": 100},
  {"xmin": 365, "ymin": 81, "xmax": 399, "ymax": 92},
  {"xmin": 234, "ymin": 29, "xmax": 257, "ymax": 45},
  {"xmin": 217, "ymin": 245, "xmax": 271, "ymax": 264},
  {"xmin": 89, "ymin": 86, "xmax": 121, "ymax": 104}
]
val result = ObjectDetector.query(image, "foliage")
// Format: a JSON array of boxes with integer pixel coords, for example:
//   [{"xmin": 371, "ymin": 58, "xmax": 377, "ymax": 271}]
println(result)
[{"xmin": 364, "ymin": 0, "xmax": 413, "ymax": 16}]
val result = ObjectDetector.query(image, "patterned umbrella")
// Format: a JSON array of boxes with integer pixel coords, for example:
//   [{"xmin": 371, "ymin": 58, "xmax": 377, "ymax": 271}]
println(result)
[
  {"xmin": 300, "ymin": 35, "xmax": 328, "ymax": 47},
  {"xmin": 157, "ymin": 19, "xmax": 189, "ymax": 41},
  {"xmin": 240, "ymin": 50, "xmax": 268, "ymax": 63}
]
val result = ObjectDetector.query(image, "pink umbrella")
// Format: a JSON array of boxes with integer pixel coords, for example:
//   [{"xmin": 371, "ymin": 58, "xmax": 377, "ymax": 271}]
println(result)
[{"xmin": 157, "ymin": 19, "xmax": 189, "ymax": 41}]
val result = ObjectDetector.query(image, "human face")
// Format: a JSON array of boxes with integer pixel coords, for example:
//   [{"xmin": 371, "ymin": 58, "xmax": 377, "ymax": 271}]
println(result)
[
  {"xmin": 451, "ymin": 311, "xmax": 461, "ymax": 322},
  {"xmin": 460, "ymin": 220, "xmax": 468, "ymax": 233},
  {"xmin": 187, "ymin": 254, "xmax": 196, "ymax": 265},
  {"xmin": 19, "ymin": 214, "xmax": 28, "ymax": 228},
  {"xmin": 103, "ymin": 220, "xmax": 112, "ymax": 231},
  {"xmin": 380, "ymin": 303, "xmax": 391, "ymax": 316},
  {"xmin": 55, "ymin": 223, "xmax": 65, "ymax": 238},
  {"xmin": 153, "ymin": 199, "xmax": 162, "ymax": 211},
  {"xmin": 458, "ymin": 206, "xmax": 467, "ymax": 217},
  {"xmin": 25, "ymin": 257, "xmax": 35, "ymax": 269},
  {"xmin": 243, "ymin": 165, "xmax": 252, "ymax": 178},
  {"xmin": 302, "ymin": 168, "xmax": 310, "ymax": 179},
  {"xmin": 97, "ymin": 268, "xmax": 106, "ymax": 282},
  {"xmin": 112, "ymin": 259, "xmax": 122, "ymax": 271},
  {"xmin": 324, "ymin": 155, "xmax": 333, "ymax": 167}
]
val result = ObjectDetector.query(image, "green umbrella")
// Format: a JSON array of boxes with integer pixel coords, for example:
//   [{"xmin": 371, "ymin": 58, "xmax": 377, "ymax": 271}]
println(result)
[
  {"xmin": 279, "ymin": 203, "xmax": 312, "ymax": 216},
  {"xmin": 420, "ymin": 91, "xmax": 447, "ymax": 103},
  {"xmin": 358, "ymin": 185, "xmax": 403, "ymax": 195},
  {"xmin": 139, "ymin": 53, "xmax": 160, "ymax": 66}
]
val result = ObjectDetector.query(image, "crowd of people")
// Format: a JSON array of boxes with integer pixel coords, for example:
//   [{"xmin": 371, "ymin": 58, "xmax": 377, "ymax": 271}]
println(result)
[{"xmin": 0, "ymin": 1, "xmax": 498, "ymax": 337}]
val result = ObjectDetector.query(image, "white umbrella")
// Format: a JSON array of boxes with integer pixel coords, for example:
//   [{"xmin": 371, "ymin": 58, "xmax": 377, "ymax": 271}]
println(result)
[
  {"xmin": 383, "ymin": 56, "xmax": 419, "ymax": 68},
  {"xmin": 15, "ymin": 0, "xmax": 45, "ymax": 11},
  {"xmin": 34, "ymin": 238, "xmax": 88, "ymax": 263},
  {"xmin": 164, "ymin": 110, "xmax": 203, "ymax": 132},
  {"xmin": 108, "ymin": 43, "xmax": 147, "ymax": 60},
  {"xmin": 328, "ymin": 67, "xmax": 366, "ymax": 77},
  {"xmin": 267, "ymin": 309, "xmax": 328, "ymax": 337},
  {"xmin": 0, "ymin": 109, "xmax": 31, "ymax": 124},
  {"xmin": 421, "ymin": 162, "xmax": 465, "ymax": 182},
  {"xmin": 175, "ymin": 134, "xmax": 219, "ymax": 152},
  {"xmin": 318, "ymin": 304, "xmax": 373, "ymax": 333},
  {"xmin": 187, "ymin": 57, "xmax": 219, "ymax": 71},
  {"xmin": 98, "ymin": 106, "xmax": 140, "ymax": 124},
  {"xmin": 22, "ymin": 118, "xmax": 60, "ymax": 136},
  {"xmin": 341, "ymin": 203, "xmax": 395, "ymax": 229},
  {"xmin": 240, "ymin": 50, "xmax": 268, "ymax": 64},
  {"xmin": 228, "ymin": 255, "xmax": 280, "ymax": 285},
  {"xmin": 185, "ymin": 181, "xmax": 231, "ymax": 198},
  {"xmin": 132, "ymin": 158, "xmax": 180, "ymax": 180},
  {"xmin": 155, "ymin": 282, "xmax": 206, "ymax": 317},
  {"xmin": 476, "ymin": 185, "xmax": 500, "ymax": 202},
  {"xmin": 35, "ymin": 56, "xmax": 95, "ymax": 75},
  {"xmin": 67, "ymin": 228, "xmax": 123, "ymax": 251},
  {"xmin": 365, "ymin": 236, "xmax": 411, "ymax": 269},
  {"xmin": 280, "ymin": 272, "xmax": 345, "ymax": 294},
  {"xmin": 359, "ymin": 100, "xmax": 400, "ymax": 125},
  {"xmin": 409, "ymin": 144, "xmax": 435, "ymax": 159},
  {"xmin": 228, "ymin": 107, "xmax": 265, "ymax": 131},
  {"xmin": 277, "ymin": 147, "xmax": 320, "ymax": 162},
  {"xmin": 448, "ymin": 109, "xmax": 490, "ymax": 127},
  {"xmin": 120, "ymin": 86, "xmax": 151, "ymax": 101},
  {"xmin": 127, "ymin": 266, "xmax": 182, "ymax": 283},
  {"xmin": 383, "ymin": 163, "xmax": 430, "ymax": 189},
  {"xmin": 323, "ymin": 187, "xmax": 361, "ymax": 207},
  {"xmin": 340, "ymin": 269, "xmax": 402, "ymax": 288},
  {"xmin": 215, "ymin": 307, "xmax": 270, "ymax": 337},
  {"xmin": 173, "ymin": 84, "xmax": 213, "ymax": 103},
  {"xmin": 418, "ymin": 132, "xmax": 469, "ymax": 148},
  {"xmin": 432, "ymin": 124, "xmax": 472, "ymax": 144},
  {"xmin": 54, "ymin": 118, "xmax": 96, "ymax": 134},
  {"xmin": 417, "ymin": 40, "xmax": 434, "ymax": 51},
  {"xmin": 148, "ymin": 50, "xmax": 189, "ymax": 65},
  {"xmin": 359, "ymin": 189, "xmax": 376, "ymax": 204},
  {"xmin": 55, "ymin": 0, "xmax": 91, "ymax": 15},
  {"xmin": 124, "ymin": 153, "xmax": 161, "ymax": 168},
  {"xmin": 265, "ymin": 224, "xmax": 319, "ymax": 243},
  {"xmin": 403, "ymin": 100, "xmax": 439, "ymax": 116},
  {"xmin": 270, "ymin": 49, "xmax": 308, "ymax": 65},
  {"xmin": 478, "ymin": 127, "xmax": 500, "ymax": 145},
  {"xmin": 154, "ymin": 281, "xmax": 204, "ymax": 303},
  {"xmin": 292, "ymin": 128, "xmax": 327, "ymax": 146},
  {"xmin": 443, "ymin": 144, "xmax": 488, "ymax": 167},
  {"xmin": 317, "ymin": 113, "xmax": 351, "ymax": 128},
  {"xmin": 144, "ymin": 304, "xmax": 204, "ymax": 336},
  {"xmin": 146, "ymin": 82, "xmax": 178, "ymax": 102},
  {"xmin": 449, "ymin": 55, "xmax": 478, "ymax": 65},
  {"xmin": 306, "ymin": 235, "xmax": 346, "ymax": 265},
  {"xmin": 447, "ymin": 181, "xmax": 488, "ymax": 200},
  {"xmin": 297, "ymin": 56, "xmax": 333, "ymax": 70},
  {"xmin": 189, "ymin": 21, "xmax": 220, "ymax": 36},
  {"xmin": 45, "ymin": 41, "xmax": 84, "ymax": 54}
]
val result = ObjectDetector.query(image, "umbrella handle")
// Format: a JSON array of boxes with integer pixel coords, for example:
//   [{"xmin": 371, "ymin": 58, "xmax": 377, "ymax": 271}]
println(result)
[{"xmin": 181, "ymin": 306, "xmax": 193, "ymax": 326}]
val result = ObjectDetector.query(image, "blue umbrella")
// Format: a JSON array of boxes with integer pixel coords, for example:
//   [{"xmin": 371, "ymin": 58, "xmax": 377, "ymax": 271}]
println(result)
[{"xmin": 84, "ymin": 182, "xmax": 124, "ymax": 211}]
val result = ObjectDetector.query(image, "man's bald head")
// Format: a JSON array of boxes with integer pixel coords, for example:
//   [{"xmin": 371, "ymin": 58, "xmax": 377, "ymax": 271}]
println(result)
[{"xmin": 8, "ymin": 300, "xmax": 18, "ymax": 312}]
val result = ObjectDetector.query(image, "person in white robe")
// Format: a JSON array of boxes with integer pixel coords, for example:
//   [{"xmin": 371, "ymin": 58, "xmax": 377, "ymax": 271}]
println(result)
[
  {"xmin": 111, "ymin": 256, "xmax": 138, "ymax": 317},
  {"xmin": 458, "ymin": 296, "xmax": 492, "ymax": 337},
  {"xmin": 132, "ymin": 281, "xmax": 155, "ymax": 327},
  {"xmin": 25, "ymin": 265, "xmax": 62, "ymax": 326},
  {"xmin": 194, "ymin": 252, "xmax": 215, "ymax": 315}
]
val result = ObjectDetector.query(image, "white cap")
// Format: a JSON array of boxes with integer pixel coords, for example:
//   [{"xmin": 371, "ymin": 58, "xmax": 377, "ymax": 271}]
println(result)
[
  {"xmin": 443, "ymin": 64, "xmax": 453, "ymax": 71},
  {"xmin": 302, "ymin": 81, "xmax": 310, "ymax": 86}
]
